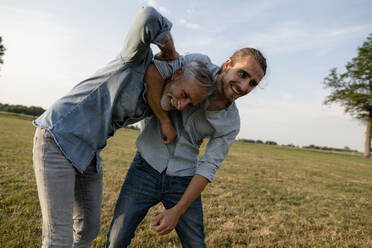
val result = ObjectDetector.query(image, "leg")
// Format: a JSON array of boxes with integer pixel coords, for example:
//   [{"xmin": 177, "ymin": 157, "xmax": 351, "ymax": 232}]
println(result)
[
  {"xmin": 175, "ymin": 196, "xmax": 205, "ymax": 248},
  {"xmin": 73, "ymin": 159, "xmax": 103, "ymax": 247},
  {"xmin": 33, "ymin": 128, "xmax": 77, "ymax": 247},
  {"xmin": 162, "ymin": 176, "xmax": 206, "ymax": 248},
  {"xmin": 106, "ymin": 152, "xmax": 161, "ymax": 248}
]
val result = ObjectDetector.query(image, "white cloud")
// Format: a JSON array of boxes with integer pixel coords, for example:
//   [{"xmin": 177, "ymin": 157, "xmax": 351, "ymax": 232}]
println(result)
[
  {"xmin": 0, "ymin": 5, "xmax": 99, "ymax": 107},
  {"xmin": 179, "ymin": 18, "xmax": 200, "ymax": 29},
  {"xmin": 159, "ymin": 6, "xmax": 171, "ymax": 15},
  {"xmin": 140, "ymin": 0, "xmax": 171, "ymax": 15},
  {"xmin": 142, "ymin": 0, "xmax": 156, "ymax": 7},
  {"xmin": 329, "ymin": 24, "xmax": 371, "ymax": 37},
  {"xmin": 186, "ymin": 9, "xmax": 195, "ymax": 14},
  {"xmin": 0, "ymin": 6, "xmax": 80, "ymax": 77},
  {"xmin": 244, "ymin": 22, "xmax": 372, "ymax": 54}
]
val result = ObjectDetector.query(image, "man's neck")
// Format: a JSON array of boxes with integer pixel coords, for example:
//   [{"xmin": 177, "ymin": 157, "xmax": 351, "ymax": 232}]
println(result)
[{"xmin": 207, "ymin": 76, "xmax": 231, "ymax": 111}]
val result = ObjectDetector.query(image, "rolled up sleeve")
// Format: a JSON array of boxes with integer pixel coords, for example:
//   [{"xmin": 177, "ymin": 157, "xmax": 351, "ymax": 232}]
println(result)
[
  {"xmin": 153, "ymin": 57, "xmax": 184, "ymax": 80},
  {"xmin": 121, "ymin": 6, "xmax": 173, "ymax": 63},
  {"xmin": 195, "ymin": 128, "xmax": 239, "ymax": 182},
  {"xmin": 195, "ymin": 104, "xmax": 240, "ymax": 182}
]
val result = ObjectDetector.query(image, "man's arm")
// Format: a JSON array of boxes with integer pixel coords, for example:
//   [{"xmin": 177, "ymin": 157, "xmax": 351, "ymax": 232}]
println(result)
[
  {"xmin": 122, "ymin": 7, "xmax": 178, "ymax": 143},
  {"xmin": 152, "ymin": 107, "xmax": 240, "ymax": 234},
  {"xmin": 151, "ymin": 132, "xmax": 236, "ymax": 235},
  {"xmin": 152, "ymin": 174, "xmax": 209, "ymax": 235},
  {"xmin": 144, "ymin": 64, "xmax": 177, "ymax": 144},
  {"xmin": 121, "ymin": 6, "xmax": 173, "ymax": 64},
  {"xmin": 155, "ymin": 33, "xmax": 179, "ymax": 61}
]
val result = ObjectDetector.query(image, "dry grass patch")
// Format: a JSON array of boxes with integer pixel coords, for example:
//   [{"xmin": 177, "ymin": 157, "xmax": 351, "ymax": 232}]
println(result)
[{"xmin": 0, "ymin": 112, "xmax": 371, "ymax": 247}]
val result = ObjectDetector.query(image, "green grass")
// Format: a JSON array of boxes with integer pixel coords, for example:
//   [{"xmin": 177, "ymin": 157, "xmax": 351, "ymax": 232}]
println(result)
[{"xmin": 0, "ymin": 111, "xmax": 371, "ymax": 247}]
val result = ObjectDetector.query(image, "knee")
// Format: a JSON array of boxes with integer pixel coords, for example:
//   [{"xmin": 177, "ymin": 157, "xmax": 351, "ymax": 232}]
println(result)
[
  {"xmin": 106, "ymin": 213, "xmax": 136, "ymax": 248},
  {"xmin": 73, "ymin": 216, "xmax": 101, "ymax": 246}
]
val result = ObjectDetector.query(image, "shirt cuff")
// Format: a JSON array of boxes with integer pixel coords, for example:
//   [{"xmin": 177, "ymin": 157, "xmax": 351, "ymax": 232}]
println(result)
[
  {"xmin": 153, "ymin": 31, "xmax": 170, "ymax": 47},
  {"xmin": 195, "ymin": 161, "xmax": 218, "ymax": 182}
]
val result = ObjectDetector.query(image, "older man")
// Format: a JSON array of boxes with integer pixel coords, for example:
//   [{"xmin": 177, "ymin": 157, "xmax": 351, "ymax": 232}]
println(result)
[
  {"xmin": 107, "ymin": 20, "xmax": 267, "ymax": 248},
  {"xmin": 32, "ymin": 7, "xmax": 214, "ymax": 247}
]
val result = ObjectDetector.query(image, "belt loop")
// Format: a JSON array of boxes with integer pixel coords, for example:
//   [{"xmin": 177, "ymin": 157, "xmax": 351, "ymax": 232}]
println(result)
[{"xmin": 161, "ymin": 172, "xmax": 166, "ymax": 193}]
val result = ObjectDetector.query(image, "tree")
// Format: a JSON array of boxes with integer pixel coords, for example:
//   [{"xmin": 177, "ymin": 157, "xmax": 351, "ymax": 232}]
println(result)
[
  {"xmin": 0, "ymin": 36, "xmax": 5, "ymax": 65},
  {"xmin": 323, "ymin": 33, "xmax": 372, "ymax": 158}
]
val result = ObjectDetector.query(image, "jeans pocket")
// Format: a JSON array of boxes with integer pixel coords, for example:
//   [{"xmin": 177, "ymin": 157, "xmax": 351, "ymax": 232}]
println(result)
[
  {"xmin": 131, "ymin": 152, "xmax": 146, "ymax": 168},
  {"xmin": 169, "ymin": 176, "xmax": 193, "ymax": 193}
]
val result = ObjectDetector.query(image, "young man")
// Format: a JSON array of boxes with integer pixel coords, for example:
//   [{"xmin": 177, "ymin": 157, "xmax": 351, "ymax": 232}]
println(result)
[
  {"xmin": 32, "ymin": 7, "xmax": 214, "ymax": 247},
  {"xmin": 107, "ymin": 48, "xmax": 267, "ymax": 248}
]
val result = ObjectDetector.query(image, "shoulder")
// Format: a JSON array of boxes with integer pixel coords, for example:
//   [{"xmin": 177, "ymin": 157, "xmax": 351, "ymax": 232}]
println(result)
[
  {"xmin": 206, "ymin": 103, "xmax": 240, "ymax": 136},
  {"xmin": 184, "ymin": 53, "xmax": 220, "ymax": 77},
  {"xmin": 184, "ymin": 53, "xmax": 212, "ymax": 64}
]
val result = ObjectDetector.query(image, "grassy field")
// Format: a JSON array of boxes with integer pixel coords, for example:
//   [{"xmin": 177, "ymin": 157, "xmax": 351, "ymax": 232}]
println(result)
[{"xmin": 0, "ymin": 111, "xmax": 371, "ymax": 247}]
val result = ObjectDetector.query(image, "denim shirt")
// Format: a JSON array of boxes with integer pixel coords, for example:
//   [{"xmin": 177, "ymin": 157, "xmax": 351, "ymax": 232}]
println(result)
[
  {"xmin": 33, "ymin": 7, "xmax": 172, "ymax": 173},
  {"xmin": 136, "ymin": 54, "xmax": 241, "ymax": 182}
]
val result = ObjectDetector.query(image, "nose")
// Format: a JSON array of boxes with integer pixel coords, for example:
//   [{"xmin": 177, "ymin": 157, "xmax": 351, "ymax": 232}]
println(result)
[
  {"xmin": 177, "ymin": 99, "xmax": 190, "ymax": 110},
  {"xmin": 239, "ymin": 80, "xmax": 253, "ymax": 95}
]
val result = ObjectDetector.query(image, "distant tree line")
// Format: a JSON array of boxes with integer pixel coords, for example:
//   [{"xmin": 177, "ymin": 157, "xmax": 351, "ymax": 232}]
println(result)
[
  {"xmin": 302, "ymin": 144, "xmax": 358, "ymax": 153},
  {"xmin": 126, "ymin": 125, "xmax": 140, "ymax": 131},
  {"xmin": 238, "ymin": 138, "xmax": 277, "ymax": 145},
  {"xmin": 0, "ymin": 103, "xmax": 45, "ymax": 116},
  {"xmin": 238, "ymin": 138, "xmax": 358, "ymax": 153}
]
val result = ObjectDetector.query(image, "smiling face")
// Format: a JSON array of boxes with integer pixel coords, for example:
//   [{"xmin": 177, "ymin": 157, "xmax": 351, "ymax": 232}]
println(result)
[
  {"xmin": 219, "ymin": 55, "xmax": 265, "ymax": 103},
  {"xmin": 160, "ymin": 73, "xmax": 209, "ymax": 111}
]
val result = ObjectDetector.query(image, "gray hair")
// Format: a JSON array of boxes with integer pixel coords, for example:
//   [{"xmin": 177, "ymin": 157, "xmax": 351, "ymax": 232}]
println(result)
[{"xmin": 183, "ymin": 60, "xmax": 215, "ymax": 96}]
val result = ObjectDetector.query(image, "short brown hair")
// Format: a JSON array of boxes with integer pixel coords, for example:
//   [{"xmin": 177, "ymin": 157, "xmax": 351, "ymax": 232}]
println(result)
[{"xmin": 230, "ymin": 48, "xmax": 267, "ymax": 75}]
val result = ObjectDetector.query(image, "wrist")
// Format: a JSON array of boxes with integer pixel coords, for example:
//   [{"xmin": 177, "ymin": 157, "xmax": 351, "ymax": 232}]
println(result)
[
  {"xmin": 161, "ymin": 118, "xmax": 172, "ymax": 126},
  {"xmin": 172, "ymin": 203, "xmax": 186, "ymax": 216},
  {"xmin": 160, "ymin": 48, "xmax": 179, "ymax": 60}
]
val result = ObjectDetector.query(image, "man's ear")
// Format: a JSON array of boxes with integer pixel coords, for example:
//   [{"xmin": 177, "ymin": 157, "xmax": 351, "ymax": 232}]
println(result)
[
  {"xmin": 223, "ymin": 59, "xmax": 232, "ymax": 70},
  {"xmin": 170, "ymin": 68, "xmax": 184, "ymax": 81}
]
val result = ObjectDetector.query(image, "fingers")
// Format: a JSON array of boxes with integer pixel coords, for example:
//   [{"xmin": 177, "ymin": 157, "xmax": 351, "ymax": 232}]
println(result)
[
  {"xmin": 155, "ymin": 222, "xmax": 167, "ymax": 234},
  {"xmin": 152, "ymin": 213, "xmax": 173, "ymax": 235},
  {"xmin": 158, "ymin": 226, "xmax": 172, "ymax": 235},
  {"xmin": 153, "ymin": 215, "xmax": 167, "ymax": 234},
  {"xmin": 161, "ymin": 137, "xmax": 171, "ymax": 144},
  {"xmin": 167, "ymin": 134, "xmax": 176, "ymax": 143},
  {"xmin": 161, "ymin": 133, "xmax": 177, "ymax": 144},
  {"xmin": 155, "ymin": 221, "xmax": 171, "ymax": 235},
  {"xmin": 152, "ymin": 214, "xmax": 162, "ymax": 227}
]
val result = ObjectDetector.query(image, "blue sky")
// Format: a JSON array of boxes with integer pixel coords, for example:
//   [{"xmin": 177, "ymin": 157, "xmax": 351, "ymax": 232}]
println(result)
[{"xmin": 1, "ymin": 0, "xmax": 371, "ymax": 151}]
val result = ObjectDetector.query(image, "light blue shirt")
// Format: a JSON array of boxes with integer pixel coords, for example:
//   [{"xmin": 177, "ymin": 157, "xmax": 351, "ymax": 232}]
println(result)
[
  {"xmin": 33, "ymin": 7, "xmax": 172, "ymax": 173},
  {"xmin": 136, "ymin": 54, "xmax": 241, "ymax": 182}
]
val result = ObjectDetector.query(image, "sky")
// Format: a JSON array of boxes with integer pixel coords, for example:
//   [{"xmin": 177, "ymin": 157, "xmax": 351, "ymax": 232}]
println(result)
[{"xmin": 0, "ymin": 0, "xmax": 371, "ymax": 151}]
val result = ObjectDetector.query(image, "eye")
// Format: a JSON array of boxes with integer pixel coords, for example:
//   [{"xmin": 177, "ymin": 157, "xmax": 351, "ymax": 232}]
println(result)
[
  {"xmin": 184, "ymin": 92, "xmax": 191, "ymax": 99},
  {"xmin": 238, "ymin": 70, "xmax": 248, "ymax": 78},
  {"xmin": 249, "ymin": 80, "xmax": 258, "ymax": 87}
]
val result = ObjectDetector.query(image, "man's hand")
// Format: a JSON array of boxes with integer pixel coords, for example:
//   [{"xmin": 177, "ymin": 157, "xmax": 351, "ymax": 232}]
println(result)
[
  {"xmin": 160, "ymin": 119, "xmax": 177, "ymax": 144},
  {"xmin": 155, "ymin": 33, "xmax": 179, "ymax": 61},
  {"xmin": 152, "ymin": 208, "xmax": 181, "ymax": 235}
]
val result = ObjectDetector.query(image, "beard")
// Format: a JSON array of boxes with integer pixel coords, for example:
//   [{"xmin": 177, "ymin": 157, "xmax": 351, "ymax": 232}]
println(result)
[
  {"xmin": 160, "ymin": 96, "xmax": 170, "ymax": 111},
  {"xmin": 160, "ymin": 82, "xmax": 176, "ymax": 111},
  {"xmin": 220, "ymin": 69, "xmax": 234, "ymax": 104},
  {"xmin": 160, "ymin": 94, "xmax": 172, "ymax": 111}
]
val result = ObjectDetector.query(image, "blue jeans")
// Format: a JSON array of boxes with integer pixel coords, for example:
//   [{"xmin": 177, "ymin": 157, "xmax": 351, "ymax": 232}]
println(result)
[{"xmin": 106, "ymin": 152, "xmax": 206, "ymax": 248}]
